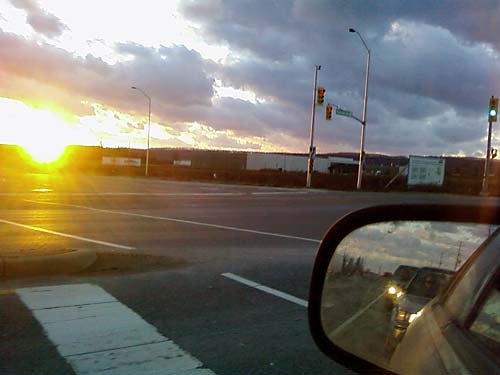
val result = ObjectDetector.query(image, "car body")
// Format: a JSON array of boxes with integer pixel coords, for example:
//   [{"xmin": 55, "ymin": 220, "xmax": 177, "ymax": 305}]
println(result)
[
  {"xmin": 384, "ymin": 265, "xmax": 419, "ymax": 310},
  {"xmin": 390, "ymin": 230, "xmax": 500, "ymax": 374},
  {"xmin": 385, "ymin": 267, "xmax": 455, "ymax": 354}
]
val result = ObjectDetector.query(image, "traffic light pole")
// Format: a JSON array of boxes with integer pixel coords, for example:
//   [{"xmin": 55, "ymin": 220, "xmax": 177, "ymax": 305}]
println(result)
[
  {"xmin": 357, "ymin": 47, "xmax": 370, "ymax": 190},
  {"xmin": 481, "ymin": 120, "xmax": 493, "ymax": 195},
  {"xmin": 306, "ymin": 65, "xmax": 320, "ymax": 188}
]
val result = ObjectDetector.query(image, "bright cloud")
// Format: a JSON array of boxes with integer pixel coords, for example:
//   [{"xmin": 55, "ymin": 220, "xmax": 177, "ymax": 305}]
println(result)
[{"xmin": 1, "ymin": 1, "xmax": 500, "ymax": 156}]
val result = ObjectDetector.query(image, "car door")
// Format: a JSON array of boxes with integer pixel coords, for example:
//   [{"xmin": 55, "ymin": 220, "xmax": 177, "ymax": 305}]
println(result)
[{"xmin": 392, "ymin": 228, "xmax": 500, "ymax": 374}]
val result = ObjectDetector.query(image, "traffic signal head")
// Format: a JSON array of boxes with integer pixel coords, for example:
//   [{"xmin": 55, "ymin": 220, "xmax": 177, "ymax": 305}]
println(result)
[
  {"xmin": 326, "ymin": 103, "xmax": 333, "ymax": 120},
  {"xmin": 317, "ymin": 87, "xmax": 325, "ymax": 105},
  {"xmin": 489, "ymin": 96, "xmax": 498, "ymax": 122}
]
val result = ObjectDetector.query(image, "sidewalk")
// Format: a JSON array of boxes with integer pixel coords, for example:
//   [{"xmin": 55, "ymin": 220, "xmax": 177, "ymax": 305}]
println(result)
[{"xmin": 0, "ymin": 248, "xmax": 97, "ymax": 277}]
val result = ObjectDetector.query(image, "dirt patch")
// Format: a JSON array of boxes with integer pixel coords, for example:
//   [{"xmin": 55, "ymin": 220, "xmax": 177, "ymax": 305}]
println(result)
[{"xmin": 80, "ymin": 251, "xmax": 186, "ymax": 276}]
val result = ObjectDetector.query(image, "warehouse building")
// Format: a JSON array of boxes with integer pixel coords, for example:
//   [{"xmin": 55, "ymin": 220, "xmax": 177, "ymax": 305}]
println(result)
[{"xmin": 246, "ymin": 152, "xmax": 330, "ymax": 173}]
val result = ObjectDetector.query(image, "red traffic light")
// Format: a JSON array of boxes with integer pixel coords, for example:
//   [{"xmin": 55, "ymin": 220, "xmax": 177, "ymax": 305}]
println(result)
[
  {"xmin": 317, "ymin": 87, "xmax": 325, "ymax": 105},
  {"xmin": 326, "ymin": 103, "xmax": 333, "ymax": 120}
]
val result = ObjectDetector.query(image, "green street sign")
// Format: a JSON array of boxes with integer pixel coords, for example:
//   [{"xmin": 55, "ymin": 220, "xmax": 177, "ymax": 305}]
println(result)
[{"xmin": 335, "ymin": 108, "xmax": 352, "ymax": 117}]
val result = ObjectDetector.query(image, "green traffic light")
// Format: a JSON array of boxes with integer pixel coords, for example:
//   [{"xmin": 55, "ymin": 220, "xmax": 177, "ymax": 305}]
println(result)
[{"xmin": 490, "ymin": 109, "xmax": 497, "ymax": 117}]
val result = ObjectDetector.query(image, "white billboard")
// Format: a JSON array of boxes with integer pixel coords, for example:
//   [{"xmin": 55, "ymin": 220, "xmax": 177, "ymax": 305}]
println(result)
[
  {"xmin": 408, "ymin": 155, "xmax": 445, "ymax": 186},
  {"xmin": 102, "ymin": 156, "xmax": 141, "ymax": 167},
  {"xmin": 173, "ymin": 160, "xmax": 192, "ymax": 167}
]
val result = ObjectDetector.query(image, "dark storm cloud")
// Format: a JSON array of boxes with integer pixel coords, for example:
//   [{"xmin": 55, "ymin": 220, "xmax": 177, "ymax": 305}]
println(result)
[
  {"xmin": 181, "ymin": 0, "xmax": 296, "ymax": 62},
  {"xmin": 179, "ymin": 0, "xmax": 500, "ymax": 154},
  {"xmin": 9, "ymin": 0, "xmax": 68, "ymax": 38},
  {"xmin": 292, "ymin": 0, "xmax": 500, "ymax": 50}
]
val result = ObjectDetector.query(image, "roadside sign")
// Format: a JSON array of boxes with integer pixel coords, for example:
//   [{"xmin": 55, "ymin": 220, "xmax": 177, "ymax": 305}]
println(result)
[
  {"xmin": 335, "ymin": 108, "xmax": 352, "ymax": 117},
  {"xmin": 102, "ymin": 157, "xmax": 141, "ymax": 167},
  {"xmin": 407, "ymin": 155, "xmax": 445, "ymax": 186},
  {"xmin": 309, "ymin": 146, "xmax": 316, "ymax": 159}
]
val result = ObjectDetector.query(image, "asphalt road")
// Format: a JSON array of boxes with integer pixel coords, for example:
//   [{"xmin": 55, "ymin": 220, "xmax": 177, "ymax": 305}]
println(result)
[{"xmin": 1, "ymin": 173, "xmax": 499, "ymax": 375}]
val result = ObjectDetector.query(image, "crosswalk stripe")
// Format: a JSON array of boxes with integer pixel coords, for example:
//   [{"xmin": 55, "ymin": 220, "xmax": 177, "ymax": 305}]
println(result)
[{"xmin": 17, "ymin": 283, "xmax": 215, "ymax": 375}]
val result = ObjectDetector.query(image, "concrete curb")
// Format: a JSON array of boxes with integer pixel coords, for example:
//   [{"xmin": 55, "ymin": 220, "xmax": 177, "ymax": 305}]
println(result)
[{"xmin": 0, "ymin": 249, "xmax": 97, "ymax": 277}]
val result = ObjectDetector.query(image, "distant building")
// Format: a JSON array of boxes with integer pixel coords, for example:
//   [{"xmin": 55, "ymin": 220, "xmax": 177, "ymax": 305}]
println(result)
[
  {"xmin": 328, "ymin": 157, "xmax": 358, "ymax": 174},
  {"xmin": 246, "ymin": 152, "xmax": 330, "ymax": 173}
]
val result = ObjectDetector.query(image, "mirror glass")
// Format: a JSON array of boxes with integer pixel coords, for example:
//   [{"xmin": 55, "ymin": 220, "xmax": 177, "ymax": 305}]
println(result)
[{"xmin": 321, "ymin": 221, "xmax": 496, "ymax": 371}]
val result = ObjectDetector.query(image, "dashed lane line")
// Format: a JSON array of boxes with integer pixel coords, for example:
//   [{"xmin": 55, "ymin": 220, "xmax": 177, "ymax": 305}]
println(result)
[
  {"xmin": 222, "ymin": 272, "xmax": 385, "ymax": 338},
  {"xmin": 222, "ymin": 272, "xmax": 308, "ymax": 307}
]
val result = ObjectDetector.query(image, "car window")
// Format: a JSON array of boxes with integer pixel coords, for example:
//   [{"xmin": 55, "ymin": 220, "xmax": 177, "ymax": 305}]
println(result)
[
  {"xmin": 470, "ymin": 275, "xmax": 500, "ymax": 356},
  {"xmin": 393, "ymin": 266, "xmax": 418, "ymax": 283},
  {"xmin": 406, "ymin": 270, "xmax": 453, "ymax": 298}
]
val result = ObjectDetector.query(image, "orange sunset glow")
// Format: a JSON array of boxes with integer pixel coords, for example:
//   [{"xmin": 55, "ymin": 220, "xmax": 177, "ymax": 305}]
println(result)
[{"xmin": 1, "ymin": 0, "xmax": 498, "ymax": 157}]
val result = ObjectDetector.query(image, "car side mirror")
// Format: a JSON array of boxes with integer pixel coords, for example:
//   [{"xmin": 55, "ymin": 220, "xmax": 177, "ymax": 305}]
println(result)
[{"xmin": 308, "ymin": 204, "xmax": 500, "ymax": 374}]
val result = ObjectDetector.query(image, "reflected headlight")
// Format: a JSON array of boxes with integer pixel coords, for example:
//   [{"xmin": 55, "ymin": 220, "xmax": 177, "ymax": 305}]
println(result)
[
  {"xmin": 409, "ymin": 310, "xmax": 423, "ymax": 324},
  {"xmin": 388, "ymin": 286, "xmax": 397, "ymax": 295},
  {"xmin": 397, "ymin": 310, "xmax": 407, "ymax": 320},
  {"xmin": 396, "ymin": 291, "xmax": 403, "ymax": 299}
]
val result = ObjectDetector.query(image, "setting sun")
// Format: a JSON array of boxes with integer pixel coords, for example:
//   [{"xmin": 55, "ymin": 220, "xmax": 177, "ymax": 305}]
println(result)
[
  {"xmin": 0, "ymin": 99, "xmax": 83, "ymax": 164},
  {"xmin": 22, "ymin": 142, "xmax": 67, "ymax": 164}
]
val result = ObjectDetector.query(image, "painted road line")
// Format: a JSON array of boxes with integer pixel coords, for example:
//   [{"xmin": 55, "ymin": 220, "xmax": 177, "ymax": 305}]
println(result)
[
  {"xmin": 222, "ymin": 272, "xmax": 308, "ymax": 307},
  {"xmin": 16, "ymin": 283, "xmax": 215, "ymax": 375},
  {"xmin": 329, "ymin": 292, "xmax": 386, "ymax": 338},
  {"xmin": 26, "ymin": 200, "xmax": 322, "ymax": 244},
  {"xmin": 222, "ymin": 272, "xmax": 383, "ymax": 334},
  {"xmin": 3, "ymin": 192, "xmax": 245, "ymax": 197},
  {"xmin": 0, "ymin": 218, "xmax": 134, "ymax": 250},
  {"xmin": 9, "ymin": 191, "xmax": 314, "ymax": 197}
]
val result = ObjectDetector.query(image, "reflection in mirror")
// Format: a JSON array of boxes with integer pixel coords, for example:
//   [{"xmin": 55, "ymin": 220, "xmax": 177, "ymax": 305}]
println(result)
[{"xmin": 321, "ymin": 221, "xmax": 496, "ymax": 371}]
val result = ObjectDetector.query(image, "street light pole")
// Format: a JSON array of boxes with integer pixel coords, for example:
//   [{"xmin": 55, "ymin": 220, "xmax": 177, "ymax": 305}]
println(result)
[
  {"xmin": 131, "ymin": 86, "xmax": 151, "ymax": 176},
  {"xmin": 307, "ymin": 64, "xmax": 321, "ymax": 188},
  {"xmin": 349, "ymin": 28, "xmax": 371, "ymax": 190}
]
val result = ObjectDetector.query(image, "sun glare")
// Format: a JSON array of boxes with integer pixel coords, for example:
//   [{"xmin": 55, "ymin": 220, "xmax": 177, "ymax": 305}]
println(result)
[
  {"xmin": 0, "ymin": 99, "xmax": 74, "ymax": 164},
  {"xmin": 22, "ymin": 142, "xmax": 67, "ymax": 164}
]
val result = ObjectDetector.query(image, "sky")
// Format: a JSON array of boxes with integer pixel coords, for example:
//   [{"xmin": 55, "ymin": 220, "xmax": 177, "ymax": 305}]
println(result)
[
  {"xmin": 1, "ymin": 0, "xmax": 500, "ymax": 156},
  {"xmin": 333, "ymin": 221, "xmax": 494, "ymax": 274}
]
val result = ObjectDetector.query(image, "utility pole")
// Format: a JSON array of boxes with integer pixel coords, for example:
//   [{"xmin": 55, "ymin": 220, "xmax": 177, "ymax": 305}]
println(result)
[
  {"xmin": 438, "ymin": 250, "xmax": 444, "ymax": 268},
  {"xmin": 306, "ymin": 65, "xmax": 321, "ymax": 188},
  {"xmin": 482, "ymin": 96, "xmax": 498, "ymax": 195},
  {"xmin": 482, "ymin": 120, "xmax": 493, "ymax": 195},
  {"xmin": 455, "ymin": 241, "xmax": 462, "ymax": 270},
  {"xmin": 131, "ymin": 86, "xmax": 152, "ymax": 177}
]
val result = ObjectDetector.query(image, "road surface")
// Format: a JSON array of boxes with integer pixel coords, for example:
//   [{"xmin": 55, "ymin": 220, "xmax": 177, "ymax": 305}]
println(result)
[{"xmin": 0, "ymin": 173, "xmax": 498, "ymax": 375}]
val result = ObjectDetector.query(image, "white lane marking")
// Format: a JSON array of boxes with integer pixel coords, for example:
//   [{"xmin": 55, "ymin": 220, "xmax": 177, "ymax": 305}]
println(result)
[
  {"xmin": 17, "ymin": 283, "xmax": 215, "ymax": 375},
  {"xmin": 222, "ymin": 272, "xmax": 384, "ymax": 333},
  {"xmin": 3, "ymin": 190, "xmax": 314, "ymax": 197},
  {"xmin": 222, "ymin": 273, "xmax": 308, "ymax": 307},
  {"xmin": 0, "ymin": 218, "xmax": 134, "ymax": 250},
  {"xmin": 3, "ymin": 192, "xmax": 244, "ymax": 197},
  {"xmin": 329, "ymin": 292, "xmax": 386, "ymax": 338},
  {"xmin": 26, "ymin": 200, "xmax": 322, "ymax": 244}
]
